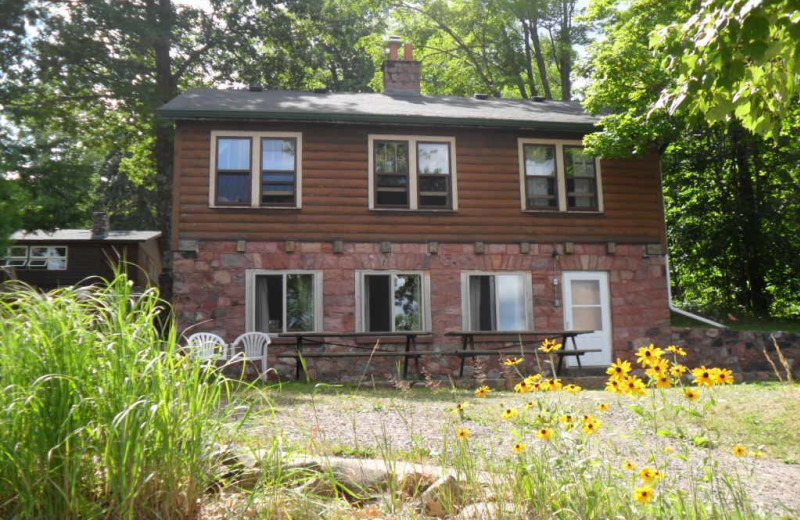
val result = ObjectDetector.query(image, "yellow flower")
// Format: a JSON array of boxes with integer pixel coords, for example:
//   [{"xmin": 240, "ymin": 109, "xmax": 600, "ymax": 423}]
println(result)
[
  {"xmin": 564, "ymin": 383, "xmax": 582, "ymax": 393},
  {"xmin": 524, "ymin": 401, "xmax": 537, "ymax": 410},
  {"xmin": 474, "ymin": 385, "xmax": 491, "ymax": 398},
  {"xmin": 541, "ymin": 378, "xmax": 562, "ymax": 391},
  {"xmin": 501, "ymin": 407, "xmax": 519, "ymax": 420},
  {"xmin": 714, "ymin": 368, "xmax": 734, "ymax": 385},
  {"xmin": 597, "ymin": 402, "xmax": 610, "ymax": 413},
  {"xmin": 525, "ymin": 374, "xmax": 543, "ymax": 385},
  {"xmin": 605, "ymin": 378, "xmax": 624, "ymax": 394},
  {"xmin": 623, "ymin": 461, "xmax": 637, "ymax": 471},
  {"xmin": 669, "ymin": 364, "xmax": 688, "ymax": 378},
  {"xmin": 664, "ymin": 446, "xmax": 673, "ymax": 454},
  {"xmin": 732, "ymin": 444, "xmax": 747, "ymax": 457},
  {"xmin": 451, "ymin": 402, "xmax": 469, "ymax": 415},
  {"xmin": 666, "ymin": 345, "xmax": 687, "ymax": 357},
  {"xmin": 624, "ymin": 376, "xmax": 648, "ymax": 397},
  {"xmin": 512, "ymin": 443, "xmax": 526, "ymax": 454},
  {"xmin": 634, "ymin": 486, "xmax": 654, "ymax": 504},
  {"xmin": 606, "ymin": 358, "xmax": 632, "ymax": 379},
  {"xmin": 559, "ymin": 414, "xmax": 576, "ymax": 427},
  {"xmin": 514, "ymin": 380, "xmax": 531, "ymax": 394},
  {"xmin": 636, "ymin": 344, "xmax": 664, "ymax": 367},
  {"xmin": 536, "ymin": 428, "xmax": 553, "ymax": 441},
  {"xmin": 504, "ymin": 356, "xmax": 524, "ymax": 366},
  {"xmin": 456, "ymin": 427, "xmax": 471, "ymax": 441},
  {"xmin": 539, "ymin": 338, "xmax": 563, "ymax": 353},
  {"xmin": 692, "ymin": 366, "xmax": 715, "ymax": 387},
  {"xmin": 639, "ymin": 467, "xmax": 659, "ymax": 484},
  {"xmin": 683, "ymin": 388, "xmax": 700, "ymax": 401},
  {"xmin": 582, "ymin": 415, "xmax": 601, "ymax": 436},
  {"xmin": 655, "ymin": 375, "xmax": 672, "ymax": 389}
]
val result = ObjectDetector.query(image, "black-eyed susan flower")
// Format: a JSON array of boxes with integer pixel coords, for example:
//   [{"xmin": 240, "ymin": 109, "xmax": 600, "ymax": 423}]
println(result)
[
  {"xmin": 623, "ymin": 461, "xmax": 637, "ymax": 471},
  {"xmin": 732, "ymin": 444, "xmax": 748, "ymax": 457},
  {"xmin": 634, "ymin": 485, "xmax": 654, "ymax": 504},
  {"xmin": 559, "ymin": 414, "xmax": 576, "ymax": 428},
  {"xmin": 512, "ymin": 443, "xmax": 526, "ymax": 454},
  {"xmin": 525, "ymin": 374, "xmax": 542, "ymax": 385},
  {"xmin": 564, "ymin": 383, "xmax": 582, "ymax": 393},
  {"xmin": 504, "ymin": 357, "xmax": 524, "ymax": 366},
  {"xmin": 607, "ymin": 358, "xmax": 633, "ymax": 379},
  {"xmin": 655, "ymin": 375, "xmax": 672, "ymax": 389},
  {"xmin": 536, "ymin": 428, "xmax": 553, "ymax": 441},
  {"xmin": 714, "ymin": 368, "xmax": 734, "ymax": 385},
  {"xmin": 456, "ymin": 427, "xmax": 471, "ymax": 440},
  {"xmin": 625, "ymin": 376, "xmax": 648, "ymax": 397},
  {"xmin": 501, "ymin": 407, "xmax": 519, "ymax": 420},
  {"xmin": 670, "ymin": 364, "xmax": 688, "ymax": 378},
  {"xmin": 605, "ymin": 378, "xmax": 624, "ymax": 394},
  {"xmin": 539, "ymin": 338, "xmax": 563, "ymax": 353},
  {"xmin": 597, "ymin": 402, "xmax": 610, "ymax": 413},
  {"xmin": 639, "ymin": 467, "xmax": 659, "ymax": 484},
  {"xmin": 514, "ymin": 380, "xmax": 531, "ymax": 393},
  {"xmin": 524, "ymin": 401, "xmax": 536, "ymax": 410},
  {"xmin": 582, "ymin": 415, "xmax": 601, "ymax": 436},
  {"xmin": 684, "ymin": 388, "xmax": 700, "ymax": 401},
  {"xmin": 451, "ymin": 402, "xmax": 469, "ymax": 414},
  {"xmin": 666, "ymin": 345, "xmax": 687, "ymax": 357},
  {"xmin": 475, "ymin": 385, "xmax": 491, "ymax": 398},
  {"xmin": 542, "ymin": 378, "xmax": 562, "ymax": 391},
  {"xmin": 692, "ymin": 366, "xmax": 715, "ymax": 387},
  {"xmin": 636, "ymin": 344, "xmax": 664, "ymax": 367}
]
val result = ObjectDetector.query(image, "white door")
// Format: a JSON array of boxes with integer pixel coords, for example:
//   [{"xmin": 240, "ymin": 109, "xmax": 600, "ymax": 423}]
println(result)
[{"xmin": 563, "ymin": 271, "xmax": 612, "ymax": 367}]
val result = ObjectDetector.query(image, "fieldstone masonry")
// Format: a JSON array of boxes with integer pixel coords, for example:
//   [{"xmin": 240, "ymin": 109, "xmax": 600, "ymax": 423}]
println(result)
[{"xmin": 174, "ymin": 240, "xmax": 675, "ymax": 380}]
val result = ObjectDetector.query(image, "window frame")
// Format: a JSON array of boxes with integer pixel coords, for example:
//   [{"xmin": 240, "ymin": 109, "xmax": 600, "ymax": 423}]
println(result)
[
  {"xmin": 245, "ymin": 269, "xmax": 323, "ymax": 333},
  {"xmin": 459, "ymin": 271, "xmax": 534, "ymax": 332},
  {"xmin": 209, "ymin": 131, "xmax": 303, "ymax": 209},
  {"xmin": 27, "ymin": 245, "xmax": 68, "ymax": 271},
  {"xmin": 517, "ymin": 138, "xmax": 603, "ymax": 213},
  {"xmin": 355, "ymin": 270, "xmax": 432, "ymax": 333},
  {"xmin": 368, "ymin": 135, "xmax": 458, "ymax": 211},
  {"xmin": 3, "ymin": 246, "xmax": 29, "ymax": 268}
]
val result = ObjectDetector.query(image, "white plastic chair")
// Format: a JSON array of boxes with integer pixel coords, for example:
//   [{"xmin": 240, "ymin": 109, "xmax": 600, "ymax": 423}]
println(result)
[
  {"xmin": 232, "ymin": 332, "xmax": 271, "ymax": 380},
  {"xmin": 185, "ymin": 332, "xmax": 228, "ymax": 361}
]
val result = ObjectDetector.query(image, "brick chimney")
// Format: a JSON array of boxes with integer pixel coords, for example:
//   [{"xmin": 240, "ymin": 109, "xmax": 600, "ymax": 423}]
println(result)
[
  {"xmin": 91, "ymin": 211, "xmax": 110, "ymax": 239},
  {"xmin": 382, "ymin": 37, "xmax": 421, "ymax": 96}
]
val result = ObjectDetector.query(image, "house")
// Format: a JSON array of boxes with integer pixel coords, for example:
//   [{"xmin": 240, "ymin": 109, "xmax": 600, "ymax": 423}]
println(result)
[
  {"xmin": 3, "ymin": 212, "xmax": 162, "ymax": 290},
  {"xmin": 159, "ymin": 40, "xmax": 669, "ymax": 379}
]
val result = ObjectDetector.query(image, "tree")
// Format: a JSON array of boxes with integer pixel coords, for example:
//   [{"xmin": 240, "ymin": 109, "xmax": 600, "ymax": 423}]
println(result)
[{"xmin": 653, "ymin": 0, "xmax": 800, "ymax": 138}]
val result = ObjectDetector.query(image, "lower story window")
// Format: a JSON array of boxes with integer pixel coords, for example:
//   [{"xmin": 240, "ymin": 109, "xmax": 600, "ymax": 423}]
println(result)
[
  {"xmin": 247, "ymin": 271, "xmax": 322, "ymax": 333},
  {"xmin": 463, "ymin": 272, "xmax": 531, "ymax": 331},
  {"xmin": 3, "ymin": 246, "xmax": 29, "ymax": 267},
  {"xmin": 357, "ymin": 271, "xmax": 429, "ymax": 332},
  {"xmin": 28, "ymin": 246, "xmax": 68, "ymax": 270}
]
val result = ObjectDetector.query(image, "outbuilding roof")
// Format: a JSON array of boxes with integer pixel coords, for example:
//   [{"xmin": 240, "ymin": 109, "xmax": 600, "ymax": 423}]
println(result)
[
  {"xmin": 11, "ymin": 230, "xmax": 161, "ymax": 242},
  {"xmin": 158, "ymin": 88, "xmax": 598, "ymax": 131}
]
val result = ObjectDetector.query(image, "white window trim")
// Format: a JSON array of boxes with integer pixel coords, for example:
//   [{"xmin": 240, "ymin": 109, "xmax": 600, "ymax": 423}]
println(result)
[
  {"xmin": 209, "ymin": 130, "xmax": 303, "ymax": 209},
  {"xmin": 28, "ymin": 245, "xmax": 68, "ymax": 271},
  {"xmin": 517, "ymin": 138, "xmax": 604, "ymax": 213},
  {"xmin": 245, "ymin": 269, "xmax": 323, "ymax": 333},
  {"xmin": 354, "ymin": 270, "xmax": 432, "ymax": 333},
  {"xmin": 3, "ymin": 246, "xmax": 29, "ymax": 267},
  {"xmin": 368, "ymin": 134, "xmax": 458, "ymax": 211},
  {"xmin": 460, "ymin": 271, "xmax": 534, "ymax": 331}
]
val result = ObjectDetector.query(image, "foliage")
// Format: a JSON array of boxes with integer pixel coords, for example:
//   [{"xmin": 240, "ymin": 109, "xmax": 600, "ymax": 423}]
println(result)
[
  {"xmin": 0, "ymin": 273, "xmax": 242, "ymax": 519},
  {"xmin": 653, "ymin": 0, "xmax": 800, "ymax": 138}
]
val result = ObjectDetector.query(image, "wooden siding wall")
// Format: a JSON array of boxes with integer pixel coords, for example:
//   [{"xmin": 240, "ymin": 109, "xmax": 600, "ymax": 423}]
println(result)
[
  {"xmin": 173, "ymin": 121, "xmax": 666, "ymax": 247},
  {"xmin": 12, "ymin": 243, "xmax": 139, "ymax": 290}
]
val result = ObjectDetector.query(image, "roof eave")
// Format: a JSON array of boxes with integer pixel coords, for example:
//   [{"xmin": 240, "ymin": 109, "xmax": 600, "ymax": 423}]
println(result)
[{"xmin": 156, "ymin": 109, "xmax": 599, "ymax": 132}]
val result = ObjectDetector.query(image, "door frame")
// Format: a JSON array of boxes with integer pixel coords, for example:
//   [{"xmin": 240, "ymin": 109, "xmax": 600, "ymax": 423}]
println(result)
[{"xmin": 562, "ymin": 271, "xmax": 613, "ymax": 366}]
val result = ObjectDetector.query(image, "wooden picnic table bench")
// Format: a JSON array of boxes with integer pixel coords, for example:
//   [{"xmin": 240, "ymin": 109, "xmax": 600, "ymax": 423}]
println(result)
[
  {"xmin": 276, "ymin": 331, "xmax": 431, "ymax": 379},
  {"xmin": 444, "ymin": 330, "xmax": 599, "ymax": 376}
]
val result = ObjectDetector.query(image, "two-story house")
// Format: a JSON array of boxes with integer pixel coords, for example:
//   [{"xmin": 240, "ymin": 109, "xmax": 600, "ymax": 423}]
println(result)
[{"xmin": 159, "ymin": 41, "xmax": 670, "ymax": 379}]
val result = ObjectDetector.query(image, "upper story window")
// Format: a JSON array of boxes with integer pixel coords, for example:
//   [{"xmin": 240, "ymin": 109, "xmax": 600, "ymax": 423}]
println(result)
[
  {"xmin": 211, "ymin": 131, "xmax": 302, "ymax": 209},
  {"xmin": 356, "ymin": 270, "xmax": 431, "ymax": 333},
  {"xmin": 3, "ymin": 246, "xmax": 29, "ymax": 268},
  {"xmin": 518, "ymin": 139, "xmax": 603, "ymax": 213},
  {"xmin": 461, "ymin": 272, "xmax": 533, "ymax": 331},
  {"xmin": 369, "ymin": 135, "xmax": 457, "ymax": 211}
]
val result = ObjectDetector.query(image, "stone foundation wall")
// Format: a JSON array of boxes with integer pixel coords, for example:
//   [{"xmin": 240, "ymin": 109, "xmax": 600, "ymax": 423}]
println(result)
[{"xmin": 173, "ymin": 240, "xmax": 670, "ymax": 380}]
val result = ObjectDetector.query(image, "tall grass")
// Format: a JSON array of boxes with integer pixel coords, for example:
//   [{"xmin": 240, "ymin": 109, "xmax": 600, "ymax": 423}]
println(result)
[{"xmin": 0, "ymin": 273, "xmax": 237, "ymax": 519}]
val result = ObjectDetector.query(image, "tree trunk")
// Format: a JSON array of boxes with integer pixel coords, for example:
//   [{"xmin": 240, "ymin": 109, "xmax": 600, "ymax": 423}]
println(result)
[
  {"xmin": 520, "ymin": 18, "xmax": 537, "ymax": 98},
  {"xmin": 558, "ymin": 0, "xmax": 572, "ymax": 100},
  {"xmin": 530, "ymin": 17, "xmax": 552, "ymax": 99},
  {"xmin": 730, "ymin": 122, "xmax": 770, "ymax": 315}
]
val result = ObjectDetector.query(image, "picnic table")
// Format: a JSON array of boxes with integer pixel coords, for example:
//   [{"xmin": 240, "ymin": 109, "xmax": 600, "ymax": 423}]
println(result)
[
  {"xmin": 276, "ymin": 331, "xmax": 432, "ymax": 379},
  {"xmin": 444, "ymin": 330, "xmax": 599, "ymax": 376}
]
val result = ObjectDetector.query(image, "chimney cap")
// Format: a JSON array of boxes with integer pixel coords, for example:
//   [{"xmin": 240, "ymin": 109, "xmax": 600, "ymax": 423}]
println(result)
[{"xmin": 473, "ymin": 93, "xmax": 490, "ymax": 100}]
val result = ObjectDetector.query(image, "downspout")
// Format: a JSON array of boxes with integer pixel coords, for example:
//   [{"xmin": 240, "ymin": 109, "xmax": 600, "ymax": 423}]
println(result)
[{"xmin": 658, "ymin": 152, "xmax": 726, "ymax": 329}]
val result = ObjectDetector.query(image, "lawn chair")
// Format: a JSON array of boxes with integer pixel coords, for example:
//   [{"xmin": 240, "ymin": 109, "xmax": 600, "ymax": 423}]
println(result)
[
  {"xmin": 231, "ymin": 332, "xmax": 271, "ymax": 381},
  {"xmin": 185, "ymin": 332, "xmax": 228, "ymax": 361}
]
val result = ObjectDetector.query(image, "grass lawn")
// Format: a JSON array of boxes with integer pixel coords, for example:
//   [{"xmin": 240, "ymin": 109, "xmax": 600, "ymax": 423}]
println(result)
[{"xmin": 211, "ymin": 380, "xmax": 800, "ymax": 519}]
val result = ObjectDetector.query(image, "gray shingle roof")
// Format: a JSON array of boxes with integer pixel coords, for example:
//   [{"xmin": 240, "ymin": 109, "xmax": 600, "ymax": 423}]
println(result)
[
  {"xmin": 11, "ymin": 230, "xmax": 161, "ymax": 242},
  {"xmin": 158, "ymin": 88, "xmax": 597, "ymax": 130}
]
